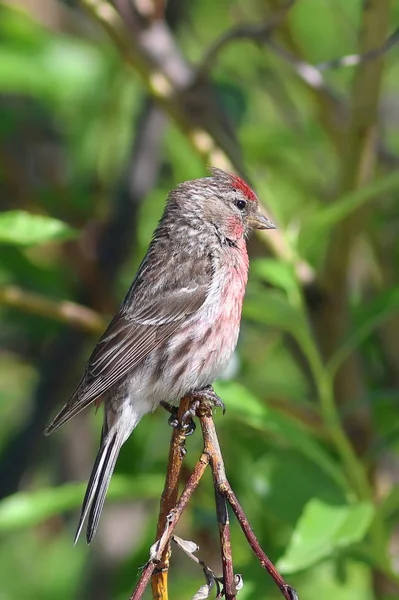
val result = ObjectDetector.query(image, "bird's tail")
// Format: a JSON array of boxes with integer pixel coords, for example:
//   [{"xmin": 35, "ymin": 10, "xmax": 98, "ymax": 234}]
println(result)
[{"xmin": 74, "ymin": 427, "xmax": 122, "ymax": 544}]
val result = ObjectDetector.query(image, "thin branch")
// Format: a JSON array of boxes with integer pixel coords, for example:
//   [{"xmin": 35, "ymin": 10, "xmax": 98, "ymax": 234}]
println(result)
[
  {"xmin": 130, "ymin": 454, "xmax": 209, "ymax": 600},
  {"xmin": 200, "ymin": 408, "xmax": 297, "ymax": 600},
  {"xmin": 196, "ymin": 2, "xmax": 399, "ymax": 172},
  {"xmin": 223, "ymin": 483, "xmax": 298, "ymax": 600},
  {"xmin": 78, "ymin": 0, "xmax": 315, "ymax": 287},
  {"xmin": 0, "ymin": 285, "xmax": 105, "ymax": 334},
  {"xmin": 214, "ymin": 490, "xmax": 236, "ymax": 600},
  {"xmin": 198, "ymin": 407, "xmax": 236, "ymax": 599},
  {"xmin": 197, "ymin": 0, "xmax": 296, "ymax": 78},
  {"xmin": 199, "ymin": 17, "xmax": 399, "ymax": 81},
  {"xmin": 130, "ymin": 396, "xmax": 297, "ymax": 600},
  {"xmin": 316, "ymin": 27, "xmax": 399, "ymax": 71},
  {"xmin": 150, "ymin": 396, "xmax": 192, "ymax": 599}
]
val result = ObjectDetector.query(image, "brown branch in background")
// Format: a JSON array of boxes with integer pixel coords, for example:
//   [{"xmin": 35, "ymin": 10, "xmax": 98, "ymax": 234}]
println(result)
[
  {"xmin": 0, "ymin": 100, "xmax": 165, "ymax": 506},
  {"xmin": 316, "ymin": 27, "xmax": 399, "ymax": 71},
  {"xmin": 314, "ymin": 0, "xmax": 391, "ymax": 452},
  {"xmin": 78, "ymin": 0, "xmax": 314, "ymax": 285},
  {"xmin": 264, "ymin": 0, "xmax": 398, "ymax": 169},
  {"xmin": 197, "ymin": 4, "xmax": 399, "ymax": 166},
  {"xmin": 0, "ymin": 285, "xmax": 105, "ymax": 334},
  {"xmin": 198, "ymin": 14, "xmax": 399, "ymax": 81},
  {"xmin": 130, "ymin": 396, "xmax": 298, "ymax": 600},
  {"xmin": 196, "ymin": 0, "xmax": 296, "ymax": 78}
]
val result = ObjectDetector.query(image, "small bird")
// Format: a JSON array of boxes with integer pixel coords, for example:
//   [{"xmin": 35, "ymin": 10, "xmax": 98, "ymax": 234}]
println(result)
[{"xmin": 44, "ymin": 167, "xmax": 276, "ymax": 543}]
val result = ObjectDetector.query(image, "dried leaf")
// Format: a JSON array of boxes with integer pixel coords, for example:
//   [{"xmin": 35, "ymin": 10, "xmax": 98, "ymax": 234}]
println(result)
[
  {"xmin": 192, "ymin": 582, "xmax": 213, "ymax": 600},
  {"xmin": 173, "ymin": 534, "xmax": 199, "ymax": 555},
  {"xmin": 235, "ymin": 574, "xmax": 244, "ymax": 591}
]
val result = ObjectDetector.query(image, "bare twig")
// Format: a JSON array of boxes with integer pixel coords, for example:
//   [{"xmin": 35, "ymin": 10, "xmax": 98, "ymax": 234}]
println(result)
[
  {"xmin": 130, "ymin": 454, "xmax": 209, "ymax": 600},
  {"xmin": 200, "ymin": 408, "xmax": 297, "ymax": 600},
  {"xmin": 150, "ymin": 396, "xmax": 192, "ymax": 598},
  {"xmin": 78, "ymin": 0, "xmax": 315, "ymax": 286},
  {"xmin": 198, "ymin": 407, "xmax": 236, "ymax": 599},
  {"xmin": 224, "ymin": 483, "xmax": 297, "ymax": 599},
  {"xmin": 214, "ymin": 490, "xmax": 235, "ymax": 599},
  {"xmin": 130, "ymin": 396, "xmax": 297, "ymax": 600},
  {"xmin": 0, "ymin": 285, "xmax": 105, "ymax": 334},
  {"xmin": 197, "ymin": 0, "xmax": 296, "ymax": 78},
  {"xmin": 197, "ymin": 0, "xmax": 398, "ymax": 83},
  {"xmin": 317, "ymin": 27, "xmax": 399, "ymax": 71}
]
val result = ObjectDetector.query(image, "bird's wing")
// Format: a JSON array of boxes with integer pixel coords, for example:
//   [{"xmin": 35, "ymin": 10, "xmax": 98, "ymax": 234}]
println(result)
[{"xmin": 44, "ymin": 251, "xmax": 212, "ymax": 434}]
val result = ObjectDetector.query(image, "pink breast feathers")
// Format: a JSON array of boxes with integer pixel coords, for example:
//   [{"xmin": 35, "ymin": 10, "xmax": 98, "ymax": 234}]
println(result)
[{"xmin": 221, "ymin": 239, "xmax": 248, "ymax": 325}]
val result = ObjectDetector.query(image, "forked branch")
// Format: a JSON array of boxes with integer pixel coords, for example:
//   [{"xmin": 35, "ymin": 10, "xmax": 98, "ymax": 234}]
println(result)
[{"xmin": 129, "ymin": 392, "xmax": 298, "ymax": 600}]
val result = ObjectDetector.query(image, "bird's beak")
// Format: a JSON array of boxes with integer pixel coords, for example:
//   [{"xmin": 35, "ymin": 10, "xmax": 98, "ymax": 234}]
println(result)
[{"xmin": 249, "ymin": 213, "xmax": 277, "ymax": 230}]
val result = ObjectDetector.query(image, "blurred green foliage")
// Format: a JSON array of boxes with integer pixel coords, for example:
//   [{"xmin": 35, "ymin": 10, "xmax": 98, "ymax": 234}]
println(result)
[{"xmin": 1, "ymin": 0, "xmax": 399, "ymax": 599}]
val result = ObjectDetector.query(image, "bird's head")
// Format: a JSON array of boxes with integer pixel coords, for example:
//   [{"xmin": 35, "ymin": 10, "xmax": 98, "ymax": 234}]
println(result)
[{"xmin": 171, "ymin": 167, "xmax": 276, "ymax": 243}]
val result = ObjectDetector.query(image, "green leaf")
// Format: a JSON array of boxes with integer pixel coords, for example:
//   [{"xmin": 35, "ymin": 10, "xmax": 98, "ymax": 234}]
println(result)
[
  {"xmin": 379, "ymin": 484, "xmax": 399, "ymax": 520},
  {"xmin": 299, "ymin": 560, "xmax": 374, "ymax": 600},
  {"xmin": 299, "ymin": 171, "xmax": 399, "ymax": 256},
  {"xmin": 308, "ymin": 171, "xmax": 399, "ymax": 230},
  {"xmin": 329, "ymin": 287, "xmax": 399, "ymax": 375},
  {"xmin": 0, "ymin": 474, "xmax": 163, "ymax": 532},
  {"xmin": 244, "ymin": 288, "xmax": 307, "ymax": 337},
  {"xmin": 251, "ymin": 258, "xmax": 299, "ymax": 296},
  {"xmin": 277, "ymin": 499, "xmax": 375, "ymax": 573},
  {"xmin": 215, "ymin": 381, "xmax": 348, "ymax": 491},
  {"xmin": 0, "ymin": 211, "xmax": 76, "ymax": 246}
]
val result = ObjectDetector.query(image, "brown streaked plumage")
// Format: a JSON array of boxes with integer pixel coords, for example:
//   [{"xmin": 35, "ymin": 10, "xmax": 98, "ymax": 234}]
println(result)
[{"xmin": 45, "ymin": 167, "xmax": 276, "ymax": 543}]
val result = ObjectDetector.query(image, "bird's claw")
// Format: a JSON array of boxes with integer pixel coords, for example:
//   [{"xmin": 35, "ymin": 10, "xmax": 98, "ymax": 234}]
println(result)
[
  {"xmin": 164, "ymin": 403, "xmax": 196, "ymax": 436},
  {"xmin": 162, "ymin": 385, "xmax": 225, "ymax": 435},
  {"xmin": 192, "ymin": 385, "xmax": 226, "ymax": 415},
  {"xmin": 167, "ymin": 412, "xmax": 180, "ymax": 429},
  {"xmin": 181, "ymin": 403, "xmax": 199, "ymax": 432},
  {"xmin": 181, "ymin": 416, "xmax": 196, "ymax": 436}
]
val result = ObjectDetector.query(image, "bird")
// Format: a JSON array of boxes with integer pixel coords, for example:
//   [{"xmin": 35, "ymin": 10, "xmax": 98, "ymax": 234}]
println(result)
[{"xmin": 44, "ymin": 167, "xmax": 276, "ymax": 544}]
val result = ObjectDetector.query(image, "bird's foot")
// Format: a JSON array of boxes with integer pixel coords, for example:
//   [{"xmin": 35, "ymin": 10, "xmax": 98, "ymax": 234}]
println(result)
[
  {"xmin": 183, "ymin": 385, "xmax": 226, "ymax": 421},
  {"xmin": 161, "ymin": 401, "xmax": 196, "ymax": 436},
  {"xmin": 161, "ymin": 386, "xmax": 225, "ymax": 434},
  {"xmin": 193, "ymin": 385, "xmax": 226, "ymax": 414}
]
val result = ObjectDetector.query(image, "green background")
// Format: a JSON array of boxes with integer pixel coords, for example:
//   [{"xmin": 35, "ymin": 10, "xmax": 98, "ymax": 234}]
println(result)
[{"xmin": 0, "ymin": 0, "xmax": 399, "ymax": 598}]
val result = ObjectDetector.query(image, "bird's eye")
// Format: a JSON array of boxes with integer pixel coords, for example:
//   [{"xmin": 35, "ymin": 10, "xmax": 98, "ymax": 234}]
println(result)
[{"xmin": 235, "ymin": 199, "xmax": 247, "ymax": 211}]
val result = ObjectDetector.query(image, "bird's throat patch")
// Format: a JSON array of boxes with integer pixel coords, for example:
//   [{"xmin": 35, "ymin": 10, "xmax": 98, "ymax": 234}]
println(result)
[{"xmin": 226, "ymin": 215, "xmax": 245, "ymax": 239}]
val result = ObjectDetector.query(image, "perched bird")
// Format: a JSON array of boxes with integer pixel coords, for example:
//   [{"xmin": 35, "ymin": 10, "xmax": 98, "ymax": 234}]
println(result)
[{"xmin": 44, "ymin": 167, "xmax": 276, "ymax": 543}]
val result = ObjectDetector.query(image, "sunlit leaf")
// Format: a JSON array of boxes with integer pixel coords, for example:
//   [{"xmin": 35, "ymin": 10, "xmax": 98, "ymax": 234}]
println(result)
[
  {"xmin": 299, "ymin": 560, "xmax": 373, "ymax": 600},
  {"xmin": 329, "ymin": 287, "xmax": 399, "ymax": 375},
  {"xmin": 244, "ymin": 288, "xmax": 307, "ymax": 337},
  {"xmin": 277, "ymin": 499, "xmax": 375, "ymax": 573},
  {"xmin": 251, "ymin": 258, "xmax": 299, "ymax": 296},
  {"xmin": 299, "ymin": 171, "xmax": 399, "ymax": 255},
  {"xmin": 215, "ymin": 381, "xmax": 347, "ymax": 491},
  {"xmin": 0, "ymin": 474, "xmax": 163, "ymax": 532},
  {"xmin": 0, "ymin": 211, "xmax": 76, "ymax": 246}
]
